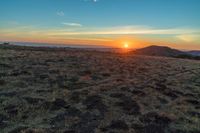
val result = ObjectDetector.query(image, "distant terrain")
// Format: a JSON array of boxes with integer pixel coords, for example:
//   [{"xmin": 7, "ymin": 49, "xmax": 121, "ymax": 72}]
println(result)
[
  {"xmin": 0, "ymin": 44, "xmax": 200, "ymax": 133},
  {"xmin": 2, "ymin": 43, "xmax": 200, "ymax": 59},
  {"xmin": 134, "ymin": 45, "xmax": 185, "ymax": 57},
  {"xmin": 134, "ymin": 45, "xmax": 200, "ymax": 60},
  {"xmin": 187, "ymin": 51, "xmax": 200, "ymax": 56}
]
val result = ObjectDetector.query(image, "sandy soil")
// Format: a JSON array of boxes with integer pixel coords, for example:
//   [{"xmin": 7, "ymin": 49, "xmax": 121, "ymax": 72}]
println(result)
[{"xmin": 0, "ymin": 45, "xmax": 200, "ymax": 133}]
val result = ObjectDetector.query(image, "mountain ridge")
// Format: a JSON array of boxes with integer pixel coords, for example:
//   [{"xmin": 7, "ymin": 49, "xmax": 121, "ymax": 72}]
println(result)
[
  {"xmin": 133, "ymin": 45, "xmax": 200, "ymax": 60},
  {"xmin": 133, "ymin": 45, "xmax": 186, "ymax": 57}
]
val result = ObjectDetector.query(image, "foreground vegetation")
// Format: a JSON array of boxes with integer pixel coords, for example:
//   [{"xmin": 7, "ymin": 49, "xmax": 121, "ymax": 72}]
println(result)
[{"xmin": 0, "ymin": 45, "xmax": 200, "ymax": 133}]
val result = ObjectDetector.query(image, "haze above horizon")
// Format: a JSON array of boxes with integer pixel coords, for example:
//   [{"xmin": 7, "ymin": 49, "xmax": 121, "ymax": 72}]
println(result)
[{"xmin": 0, "ymin": 0, "xmax": 200, "ymax": 50}]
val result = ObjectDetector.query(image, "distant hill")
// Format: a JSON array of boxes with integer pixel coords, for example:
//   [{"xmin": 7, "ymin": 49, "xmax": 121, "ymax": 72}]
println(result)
[
  {"xmin": 133, "ymin": 45, "xmax": 200, "ymax": 60},
  {"xmin": 187, "ymin": 50, "xmax": 200, "ymax": 56},
  {"xmin": 133, "ymin": 45, "xmax": 186, "ymax": 57}
]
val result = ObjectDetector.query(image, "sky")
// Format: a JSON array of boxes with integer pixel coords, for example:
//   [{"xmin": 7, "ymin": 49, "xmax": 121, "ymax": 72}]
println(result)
[{"xmin": 0, "ymin": 0, "xmax": 200, "ymax": 49}]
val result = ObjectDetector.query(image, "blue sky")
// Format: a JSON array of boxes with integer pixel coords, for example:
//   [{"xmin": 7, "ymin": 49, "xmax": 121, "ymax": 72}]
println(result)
[{"xmin": 0, "ymin": 0, "xmax": 200, "ymax": 49}]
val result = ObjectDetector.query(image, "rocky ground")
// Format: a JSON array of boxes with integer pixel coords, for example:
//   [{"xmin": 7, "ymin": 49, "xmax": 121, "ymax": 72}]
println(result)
[{"xmin": 0, "ymin": 45, "xmax": 200, "ymax": 133}]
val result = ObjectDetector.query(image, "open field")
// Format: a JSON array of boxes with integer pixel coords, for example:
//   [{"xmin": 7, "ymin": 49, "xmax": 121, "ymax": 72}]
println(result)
[{"xmin": 0, "ymin": 45, "xmax": 200, "ymax": 133}]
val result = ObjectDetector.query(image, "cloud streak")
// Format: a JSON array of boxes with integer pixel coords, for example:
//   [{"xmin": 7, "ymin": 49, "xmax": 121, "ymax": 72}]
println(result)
[
  {"xmin": 176, "ymin": 34, "xmax": 200, "ymax": 42},
  {"xmin": 62, "ymin": 22, "xmax": 82, "ymax": 27},
  {"xmin": 48, "ymin": 25, "xmax": 200, "ymax": 36},
  {"xmin": 1, "ymin": 25, "xmax": 199, "ymax": 37},
  {"xmin": 57, "ymin": 11, "xmax": 64, "ymax": 16},
  {"xmin": 83, "ymin": 0, "xmax": 99, "ymax": 2},
  {"xmin": 1, "ymin": 24, "xmax": 200, "ymax": 45}
]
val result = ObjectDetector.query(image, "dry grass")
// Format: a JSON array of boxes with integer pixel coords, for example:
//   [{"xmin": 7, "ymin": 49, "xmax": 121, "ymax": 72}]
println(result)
[{"xmin": 0, "ymin": 45, "xmax": 200, "ymax": 133}]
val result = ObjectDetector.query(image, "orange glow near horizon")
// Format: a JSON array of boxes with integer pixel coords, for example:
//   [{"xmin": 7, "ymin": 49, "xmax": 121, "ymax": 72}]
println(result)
[{"xmin": 2, "ymin": 33, "xmax": 200, "ymax": 50}]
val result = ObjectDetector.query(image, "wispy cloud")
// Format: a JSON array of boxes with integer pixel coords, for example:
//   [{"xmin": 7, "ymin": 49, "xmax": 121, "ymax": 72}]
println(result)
[
  {"xmin": 2, "ymin": 25, "xmax": 199, "ymax": 37},
  {"xmin": 62, "ymin": 22, "xmax": 82, "ymax": 27},
  {"xmin": 57, "ymin": 11, "xmax": 64, "ymax": 16},
  {"xmin": 48, "ymin": 25, "xmax": 200, "ymax": 36},
  {"xmin": 83, "ymin": 0, "xmax": 99, "ymax": 3},
  {"xmin": 1, "ymin": 24, "xmax": 200, "ymax": 45},
  {"xmin": 176, "ymin": 34, "xmax": 200, "ymax": 42}
]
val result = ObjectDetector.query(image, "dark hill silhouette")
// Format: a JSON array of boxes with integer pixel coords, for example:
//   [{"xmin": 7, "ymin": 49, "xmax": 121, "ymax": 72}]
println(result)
[
  {"xmin": 133, "ymin": 45, "xmax": 186, "ymax": 57},
  {"xmin": 187, "ymin": 50, "xmax": 200, "ymax": 56}
]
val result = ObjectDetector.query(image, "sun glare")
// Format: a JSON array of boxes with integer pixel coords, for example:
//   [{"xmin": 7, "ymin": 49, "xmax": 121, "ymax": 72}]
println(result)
[{"xmin": 123, "ymin": 42, "xmax": 129, "ymax": 48}]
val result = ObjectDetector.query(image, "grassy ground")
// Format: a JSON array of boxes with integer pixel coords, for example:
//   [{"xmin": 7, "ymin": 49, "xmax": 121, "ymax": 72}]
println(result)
[{"xmin": 0, "ymin": 45, "xmax": 200, "ymax": 133}]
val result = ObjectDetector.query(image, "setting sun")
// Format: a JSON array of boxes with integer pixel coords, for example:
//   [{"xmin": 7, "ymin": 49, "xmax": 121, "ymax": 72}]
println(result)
[{"xmin": 123, "ymin": 42, "xmax": 129, "ymax": 48}]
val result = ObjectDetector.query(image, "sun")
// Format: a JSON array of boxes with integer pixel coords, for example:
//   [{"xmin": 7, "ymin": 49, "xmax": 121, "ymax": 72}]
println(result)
[{"xmin": 123, "ymin": 42, "xmax": 129, "ymax": 48}]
